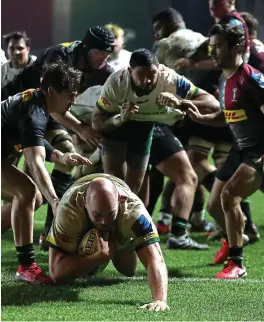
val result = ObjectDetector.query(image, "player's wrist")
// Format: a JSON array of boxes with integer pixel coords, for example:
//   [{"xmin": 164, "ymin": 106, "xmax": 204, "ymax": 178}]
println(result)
[{"xmin": 112, "ymin": 114, "xmax": 127, "ymax": 126}]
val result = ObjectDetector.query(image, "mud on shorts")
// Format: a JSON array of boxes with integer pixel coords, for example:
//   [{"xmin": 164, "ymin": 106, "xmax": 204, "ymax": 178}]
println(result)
[
  {"xmin": 217, "ymin": 144, "xmax": 264, "ymax": 183},
  {"xmin": 101, "ymin": 121, "xmax": 154, "ymax": 171}
]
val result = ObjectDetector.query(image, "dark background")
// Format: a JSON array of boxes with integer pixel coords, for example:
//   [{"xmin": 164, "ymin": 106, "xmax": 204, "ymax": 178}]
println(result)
[{"xmin": 2, "ymin": 0, "xmax": 264, "ymax": 55}]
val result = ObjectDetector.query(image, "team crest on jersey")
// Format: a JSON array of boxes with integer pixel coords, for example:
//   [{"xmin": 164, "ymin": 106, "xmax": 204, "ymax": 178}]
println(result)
[
  {"xmin": 231, "ymin": 88, "xmax": 238, "ymax": 102},
  {"xmin": 223, "ymin": 109, "xmax": 247, "ymax": 123}
]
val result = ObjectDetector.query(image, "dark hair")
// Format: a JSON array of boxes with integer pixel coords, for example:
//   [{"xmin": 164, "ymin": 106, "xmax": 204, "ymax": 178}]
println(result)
[
  {"xmin": 3, "ymin": 31, "xmax": 31, "ymax": 47},
  {"xmin": 152, "ymin": 7, "xmax": 185, "ymax": 28},
  {"xmin": 209, "ymin": 24, "xmax": 245, "ymax": 54},
  {"xmin": 130, "ymin": 49, "xmax": 159, "ymax": 68},
  {"xmin": 240, "ymin": 12, "xmax": 259, "ymax": 36},
  {"xmin": 41, "ymin": 62, "xmax": 82, "ymax": 93}
]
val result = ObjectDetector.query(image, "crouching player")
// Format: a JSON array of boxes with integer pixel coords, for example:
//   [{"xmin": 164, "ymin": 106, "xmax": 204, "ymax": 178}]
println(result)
[
  {"xmin": 46, "ymin": 173, "xmax": 169, "ymax": 311},
  {"xmin": 1, "ymin": 62, "xmax": 91, "ymax": 284}
]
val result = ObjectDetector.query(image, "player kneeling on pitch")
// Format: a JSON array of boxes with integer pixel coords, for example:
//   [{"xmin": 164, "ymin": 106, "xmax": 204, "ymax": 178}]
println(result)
[{"xmin": 46, "ymin": 173, "xmax": 169, "ymax": 311}]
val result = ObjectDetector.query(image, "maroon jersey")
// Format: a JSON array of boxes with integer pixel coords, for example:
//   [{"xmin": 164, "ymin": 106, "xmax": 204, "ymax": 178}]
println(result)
[
  {"xmin": 249, "ymin": 39, "xmax": 264, "ymax": 73},
  {"xmin": 219, "ymin": 64, "xmax": 264, "ymax": 149},
  {"xmin": 219, "ymin": 11, "xmax": 250, "ymax": 63}
]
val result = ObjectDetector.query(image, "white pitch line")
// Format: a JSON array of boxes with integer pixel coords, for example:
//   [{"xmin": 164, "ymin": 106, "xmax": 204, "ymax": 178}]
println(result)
[{"xmin": 117, "ymin": 276, "xmax": 264, "ymax": 284}]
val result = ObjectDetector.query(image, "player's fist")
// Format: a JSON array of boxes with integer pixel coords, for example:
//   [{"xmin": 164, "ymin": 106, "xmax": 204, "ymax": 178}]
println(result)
[
  {"xmin": 120, "ymin": 102, "xmax": 139, "ymax": 122},
  {"xmin": 138, "ymin": 300, "xmax": 170, "ymax": 311},
  {"xmin": 157, "ymin": 92, "xmax": 182, "ymax": 108}
]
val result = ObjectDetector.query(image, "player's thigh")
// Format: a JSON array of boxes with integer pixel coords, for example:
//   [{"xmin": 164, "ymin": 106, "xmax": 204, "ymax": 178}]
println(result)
[
  {"xmin": 112, "ymin": 247, "xmax": 138, "ymax": 277},
  {"xmin": 1, "ymin": 160, "xmax": 37, "ymax": 202},
  {"xmin": 213, "ymin": 142, "xmax": 232, "ymax": 170},
  {"xmin": 101, "ymin": 139, "xmax": 127, "ymax": 179},
  {"xmin": 222, "ymin": 163, "xmax": 262, "ymax": 201},
  {"xmin": 157, "ymin": 150, "xmax": 197, "ymax": 187}
]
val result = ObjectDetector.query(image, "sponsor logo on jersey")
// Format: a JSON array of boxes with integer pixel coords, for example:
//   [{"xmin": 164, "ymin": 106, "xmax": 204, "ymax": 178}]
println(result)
[
  {"xmin": 223, "ymin": 109, "xmax": 247, "ymax": 122},
  {"xmin": 21, "ymin": 89, "xmax": 35, "ymax": 102},
  {"xmin": 97, "ymin": 96, "xmax": 111, "ymax": 109}
]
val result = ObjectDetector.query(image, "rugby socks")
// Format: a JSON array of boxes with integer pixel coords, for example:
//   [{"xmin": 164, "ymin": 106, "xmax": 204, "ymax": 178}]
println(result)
[
  {"xmin": 201, "ymin": 170, "xmax": 217, "ymax": 192},
  {"xmin": 44, "ymin": 169, "xmax": 75, "ymax": 235},
  {"xmin": 171, "ymin": 217, "xmax": 188, "ymax": 236},
  {"xmin": 190, "ymin": 185, "xmax": 205, "ymax": 225},
  {"xmin": 228, "ymin": 246, "xmax": 243, "ymax": 268},
  {"xmin": 147, "ymin": 167, "xmax": 164, "ymax": 216},
  {"xmin": 16, "ymin": 243, "xmax": 35, "ymax": 265},
  {"xmin": 160, "ymin": 179, "xmax": 175, "ymax": 214},
  {"xmin": 241, "ymin": 199, "xmax": 252, "ymax": 227}
]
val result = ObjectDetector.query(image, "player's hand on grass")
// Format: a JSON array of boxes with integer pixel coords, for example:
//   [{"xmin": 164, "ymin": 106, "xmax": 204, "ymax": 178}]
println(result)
[
  {"xmin": 77, "ymin": 124, "xmax": 104, "ymax": 148},
  {"xmin": 120, "ymin": 102, "xmax": 139, "ymax": 122},
  {"xmin": 138, "ymin": 300, "xmax": 170, "ymax": 311},
  {"xmin": 60, "ymin": 152, "xmax": 92, "ymax": 166},
  {"xmin": 157, "ymin": 92, "xmax": 182, "ymax": 108}
]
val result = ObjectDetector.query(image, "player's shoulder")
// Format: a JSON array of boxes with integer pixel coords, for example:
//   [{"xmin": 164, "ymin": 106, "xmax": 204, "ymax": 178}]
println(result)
[
  {"xmin": 158, "ymin": 64, "xmax": 179, "ymax": 83},
  {"xmin": 107, "ymin": 67, "xmax": 130, "ymax": 88},
  {"xmin": 240, "ymin": 64, "xmax": 264, "ymax": 87},
  {"xmin": 42, "ymin": 41, "xmax": 81, "ymax": 64}
]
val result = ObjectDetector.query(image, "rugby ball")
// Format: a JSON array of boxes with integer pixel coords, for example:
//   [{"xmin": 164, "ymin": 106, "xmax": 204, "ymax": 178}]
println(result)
[{"xmin": 78, "ymin": 228, "xmax": 109, "ymax": 275}]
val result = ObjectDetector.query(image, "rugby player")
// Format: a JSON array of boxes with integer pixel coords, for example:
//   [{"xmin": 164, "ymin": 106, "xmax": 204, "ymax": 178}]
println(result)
[
  {"xmin": 1, "ymin": 63, "xmax": 91, "ymax": 284},
  {"xmin": 1, "ymin": 26, "xmax": 115, "ymax": 249},
  {"xmin": 240, "ymin": 12, "xmax": 264, "ymax": 73},
  {"xmin": 176, "ymin": 0, "xmax": 250, "ymax": 69},
  {"xmin": 185, "ymin": 24, "xmax": 264, "ymax": 278},
  {"xmin": 92, "ymin": 48, "xmax": 220, "ymax": 249},
  {"xmin": 1, "ymin": 31, "xmax": 37, "ymax": 88},
  {"xmin": 105, "ymin": 24, "xmax": 132, "ymax": 71},
  {"xmin": 47, "ymin": 173, "xmax": 169, "ymax": 311}
]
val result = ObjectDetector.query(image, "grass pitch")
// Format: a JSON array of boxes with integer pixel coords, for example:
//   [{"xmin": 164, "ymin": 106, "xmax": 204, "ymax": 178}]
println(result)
[{"xmin": 1, "ymin": 164, "xmax": 264, "ymax": 321}]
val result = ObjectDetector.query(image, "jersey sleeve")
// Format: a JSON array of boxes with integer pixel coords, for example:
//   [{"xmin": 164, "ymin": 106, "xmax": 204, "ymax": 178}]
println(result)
[
  {"xmin": 174, "ymin": 72, "xmax": 199, "ymax": 99},
  {"xmin": 249, "ymin": 72, "xmax": 264, "ymax": 107},
  {"xmin": 19, "ymin": 105, "xmax": 48, "ymax": 149},
  {"xmin": 128, "ymin": 204, "xmax": 160, "ymax": 252},
  {"xmin": 46, "ymin": 198, "xmax": 86, "ymax": 254},
  {"xmin": 96, "ymin": 74, "xmax": 120, "ymax": 114}
]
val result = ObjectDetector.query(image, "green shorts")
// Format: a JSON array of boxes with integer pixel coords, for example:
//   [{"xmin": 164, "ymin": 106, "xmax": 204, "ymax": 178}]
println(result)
[{"xmin": 102, "ymin": 121, "xmax": 154, "ymax": 170}]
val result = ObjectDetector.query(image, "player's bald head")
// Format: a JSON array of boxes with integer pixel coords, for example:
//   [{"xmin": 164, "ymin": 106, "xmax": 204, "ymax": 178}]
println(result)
[
  {"xmin": 86, "ymin": 178, "xmax": 118, "ymax": 204},
  {"xmin": 85, "ymin": 178, "xmax": 119, "ymax": 231}
]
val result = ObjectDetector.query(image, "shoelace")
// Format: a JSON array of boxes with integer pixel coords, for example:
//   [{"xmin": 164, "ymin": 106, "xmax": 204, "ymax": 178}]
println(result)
[
  {"xmin": 28, "ymin": 265, "xmax": 43, "ymax": 275},
  {"xmin": 222, "ymin": 263, "xmax": 235, "ymax": 273}
]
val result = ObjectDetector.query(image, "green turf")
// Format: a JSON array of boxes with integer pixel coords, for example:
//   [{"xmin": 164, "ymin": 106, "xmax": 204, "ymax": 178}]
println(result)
[{"xmin": 2, "ymin": 164, "xmax": 264, "ymax": 321}]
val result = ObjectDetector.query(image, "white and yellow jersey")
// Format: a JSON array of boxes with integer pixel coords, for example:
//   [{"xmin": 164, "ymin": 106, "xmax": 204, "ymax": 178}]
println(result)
[
  {"xmin": 96, "ymin": 64, "xmax": 198, "ymax": 125},
  {"xmin": 46, "ymin": 173, "xmax": 159, "ymax": 254}
]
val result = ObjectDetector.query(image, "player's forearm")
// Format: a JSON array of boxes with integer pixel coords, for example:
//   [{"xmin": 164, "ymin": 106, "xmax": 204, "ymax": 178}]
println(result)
[
  {"xmin": 50, "ymin": 251, "xmax": 109, "ymax": 282},
  {"xmin": 51, "ymin": 111, "xmax": 82, "ymax": 133},
  {"xmin": 192, "ymin": 94, "xmax": 221, "ymax": 114},
  {"xmin": 147, "ymin": 258, "xmax": 168, "ymax": 302},
  {"xmin": 92, "ymin": 113, "xmax": 125, "ymax": 133},
  {"xmin": 195, "ymin": 111, "xmax": 226, "ymax": 127},
  {"xmin": 29, "ymin": 160, "xmax": 58, "ymax": 205}
]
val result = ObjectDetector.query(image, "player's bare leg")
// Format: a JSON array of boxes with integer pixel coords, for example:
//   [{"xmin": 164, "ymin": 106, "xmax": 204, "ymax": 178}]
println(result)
[
  {"xmin": 216, "ymin": 163, "xmax": 262, "ymax": 279},
  {"xmin": 156, "ymin": 151, "xmax": 208, "ymax": 250},
  {"xmin": 1, "ymin": 160, "xmax": 52, "ymax": 284}
]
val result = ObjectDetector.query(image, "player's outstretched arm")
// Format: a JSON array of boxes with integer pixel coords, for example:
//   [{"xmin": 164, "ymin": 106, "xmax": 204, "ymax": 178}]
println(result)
[
  {"xmin": 137, "ymin": 242, "xmax": 169, "ymax": 311},
  {"xmin": 51, "ymin": 111, "xmax": 103, "ymax": 148},
  {"xmin": 182, "ymin": 100, "xmax": 226, "ymax": 126},
  {"xmin": 23, "ymin": 146, "xmax": 60, "ymax": 215}
]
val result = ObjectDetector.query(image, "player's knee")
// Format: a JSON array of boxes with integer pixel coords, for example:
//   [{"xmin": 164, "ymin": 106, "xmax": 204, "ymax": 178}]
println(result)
[
  {"xmin": 15, "ymin": 177, "xmax": 37, "ymax": 203},
  {"xmin": 220, "ymin": 188, "xmax": 239, "ymax": 212},
  {"xmin": 35, "ymin": 189, "xmax": 43, "ymax": 210}
]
